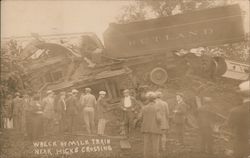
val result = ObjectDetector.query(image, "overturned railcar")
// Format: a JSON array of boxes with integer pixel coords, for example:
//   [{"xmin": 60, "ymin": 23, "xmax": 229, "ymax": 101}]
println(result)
[
  {"xmin": 2, "ymin": 4, "xmax": 247, "ymax": 99},
  {"xmin": 103, "ymin": 4, "xmax": 246, "ymax": 85}
]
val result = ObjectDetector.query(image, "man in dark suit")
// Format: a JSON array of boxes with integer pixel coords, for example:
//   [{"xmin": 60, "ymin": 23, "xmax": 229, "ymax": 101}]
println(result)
[
  {"xmin": 42, "ymin": 90, "xmax": 55, "ymax": 136},
  {"xmin": 13, "ymin": 92, "xmax": 23, "ymax": 132},
  {"xmin": 227, "ymin": 81, "xmax": 250, "ymax": 158},
  {"xmin": 197, "ymin": 97, "xmax": 216, "ymax": 154},
  {"xmin": 141, "ymin": 91, "xmax": 163, "ymax": 158},
  {"xmin": 155, "ymin": 91, "xmax": 169, "ymax": 151},
  {"xmin": 65, "ymin": 89, "xmax": 79, "ymax": 133},
  {"xmin": 55, "ymin": 92, "xmax": 67, "ymax": 133}
]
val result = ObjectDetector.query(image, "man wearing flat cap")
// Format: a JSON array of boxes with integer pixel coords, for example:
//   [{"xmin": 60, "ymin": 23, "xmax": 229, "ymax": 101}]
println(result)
[
  {"xmin": 120, "ymin": 89, "xmax": 140, "ymax": 136},
  {"xmin": 96, "ymin": 91, "xmax": 109, "ymax": 135},
  {"xmin": 227, "ymin": 81, "xmax": 250, "ymax": 158},
  {"xmin": 65, "ymin": 89, "xmax": 79, "ymax": 133},
  {"xmin": 13, "ymin": 92, "xmax": 23, "ymax": 132},
  {"xmin": 80, "ymin": 88, "xmax": 97, "ymax": 134}
]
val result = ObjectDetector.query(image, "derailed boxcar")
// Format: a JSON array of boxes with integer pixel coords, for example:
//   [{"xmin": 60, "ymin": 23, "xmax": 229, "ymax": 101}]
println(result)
[
  {"xmin": 1, "ymin": 4, "xmax": 247, "ymax": 98},
  {"xmin": 102, "ymin": 4, "xmax": 246, "ymax": 85},
  {"xmin": 104, "ymin": 4, "xmax": 244, "ymax": 58}
]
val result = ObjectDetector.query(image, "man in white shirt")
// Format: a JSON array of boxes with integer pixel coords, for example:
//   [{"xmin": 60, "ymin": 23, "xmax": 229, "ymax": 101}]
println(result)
[
  {"xmin": 80, "ymin": 88, "xmax": 97, "ymax": 134},
  {"xmin": 120, "ymin": 89, "xmax": 139, "ymax": 136}
]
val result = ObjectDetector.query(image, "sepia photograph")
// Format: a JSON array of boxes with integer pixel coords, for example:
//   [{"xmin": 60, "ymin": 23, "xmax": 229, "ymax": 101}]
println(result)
[{"xmin": 0, "ymin": 0, "xmax": 249, "ymax": 158}]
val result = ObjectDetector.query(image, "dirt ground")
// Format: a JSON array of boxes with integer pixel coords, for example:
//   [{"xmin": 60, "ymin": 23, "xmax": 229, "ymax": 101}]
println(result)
[{"xmin": 0, "ymin": 123, "xmax": 234, "ymax": 158}]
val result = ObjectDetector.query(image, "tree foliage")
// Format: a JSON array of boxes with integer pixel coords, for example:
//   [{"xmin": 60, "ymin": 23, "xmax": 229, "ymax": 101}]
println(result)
[
  {"xmin": 116, "ymin": 0, "xmax": 226, "ymax": 23},
  {"xmin": 116, "ymin": 2, "xmax": 148, "ymax": 24}
]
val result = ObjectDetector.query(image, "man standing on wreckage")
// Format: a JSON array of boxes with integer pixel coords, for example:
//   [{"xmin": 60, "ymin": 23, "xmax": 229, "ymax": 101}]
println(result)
[{"xmin": 220, "ymin": 80, "xmax": 250, "ymax": 158}]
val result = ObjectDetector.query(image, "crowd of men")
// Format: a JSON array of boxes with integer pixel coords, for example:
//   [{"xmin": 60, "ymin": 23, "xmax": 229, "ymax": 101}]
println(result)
[
  {"xmin": 139, "ymin": 81, "xmax": 249, "ymax": 158},
  {"xmin": 1, "ymin": 88, "xmax": 107, "ymax": 138},
  {"xmin": 1, "ymin": 81, "xmax": 249, "ymax": 158}
]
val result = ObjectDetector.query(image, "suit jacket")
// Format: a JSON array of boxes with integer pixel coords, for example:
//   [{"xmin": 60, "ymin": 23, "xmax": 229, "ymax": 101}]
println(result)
[
  {"xmin": 30, "ymin": 100, "xmax": 44, "ymax": 114},
  {"xmin": 173, "ymin": 102, "xmax": 188, "ymax": 124},
  {"xmin": 141, "ymin": 101, "xmax": 162, "ymax": 134},
  {"xmin": 156, "ymin": 99, "xmax": 169, "ymax": 130},
  {"xmin": 13, "ymin": 97, "xmax": 23, "ymax": 116},
  {"xmin": 42, "ymin": 97, "xmax": 55, "ymax": 119},
  {"xmin": 55, "ymin": 98, "xmax": 67, "ymax": 115},
  {"xmin": 97, "ymin": 97, "xmax": 108, "ymax": 119},
  {"xmin": 228, "ymin": 100, "xmax": 250, "ymax": 138},
  {"xmin": 65, "ymin": 96, "xmax": 78, "ymax": 115},
  {"xmin": 227, "ymin": 100, "xmax": 250, "ymax": 157}
]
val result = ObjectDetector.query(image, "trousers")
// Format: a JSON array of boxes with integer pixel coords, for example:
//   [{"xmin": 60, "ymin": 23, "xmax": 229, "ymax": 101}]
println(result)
[
  {"xmin": 233, "ymin": 135, "xmax": 250, "ymax": 158},
  {"xmin": 176, "ymin": 123, "xmax": 184, "ymax": 143},
  {"xmin": 83, "ymin": 107, "xmax": 95, "ymax": 134},
  {"xmin": 65, "ymin": 114, "xmax": 76, "ymax": 133},
  {"xmin": 161, "ymin": 133, "xmax": 167, "ymax": 150},
  {"xmin": 13, "ymin": 114, "xmax": 22, "ymax": 132},
  {"xmin": 200, "ymin": 127, "xmax": 213, "ymax": 153},
  {"xmin": 97, "ymin": 118, "xmax": 107, "ymax": 135},
  {"xmin": 43, "ymin": 117, "xmax": 54, "ymax": 136},
  {"xmin": 143, "ymin": 133, "xmax": 161, "ymax": 158},
  {"xmin": 122, "ymin": 110, "xmax": 135, "ymax": 135}
]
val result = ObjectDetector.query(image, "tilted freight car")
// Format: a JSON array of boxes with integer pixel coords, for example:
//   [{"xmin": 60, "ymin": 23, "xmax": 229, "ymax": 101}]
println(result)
[{"xmin": 1, "ymin": 4, "xmax": 246, "ymax": 98}]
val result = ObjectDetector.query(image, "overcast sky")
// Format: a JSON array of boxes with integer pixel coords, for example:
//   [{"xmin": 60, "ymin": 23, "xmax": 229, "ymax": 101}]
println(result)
[
  {"xmin": 1, "ymin": 1, "xmax": 249, "ymax": 40},
  {"xmin": 1, "ymin": 1, "xmax": 130, "ymax": 39}
]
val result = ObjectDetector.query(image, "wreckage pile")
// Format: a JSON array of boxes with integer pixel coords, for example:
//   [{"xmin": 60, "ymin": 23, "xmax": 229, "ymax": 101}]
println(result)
[{"xmin": 0, "ymin": 39, "xmax": 246, "ymax": 158}]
